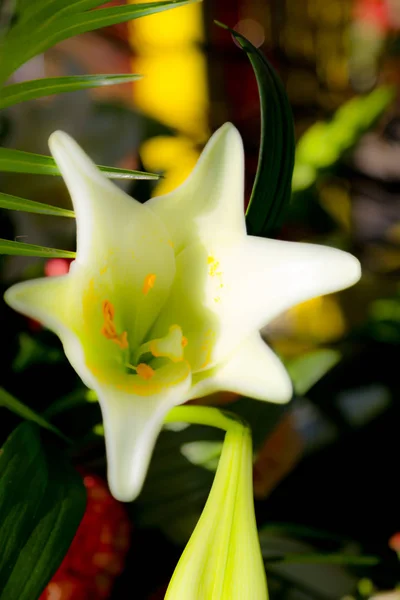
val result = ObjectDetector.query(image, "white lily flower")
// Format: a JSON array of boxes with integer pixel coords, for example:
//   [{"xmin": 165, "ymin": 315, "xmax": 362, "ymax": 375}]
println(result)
[{"xmin": 4, "ymin": 123, "xmax": 361, "ymax": 501}]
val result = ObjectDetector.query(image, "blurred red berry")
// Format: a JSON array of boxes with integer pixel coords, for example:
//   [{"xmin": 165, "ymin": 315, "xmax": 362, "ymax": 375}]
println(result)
[
  {"xmin": 389, "ymin": 532, "xmax": 400, "ymax": 553},
  {"xmin": 45, "ymin": 258, "xmax": 73, "ymax": 277},
  {"xmin": 40, "ymin": 473, "xmax": 131, "ymax": 600}
]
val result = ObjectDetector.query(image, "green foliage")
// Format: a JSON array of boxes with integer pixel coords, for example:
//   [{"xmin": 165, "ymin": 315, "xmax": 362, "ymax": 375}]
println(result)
[
  {"xmin": 0, "ymin": 387, "xmax": 69, "ymax": 441},
  {"xmin": 293, "ymin": 87, "xmax": 395, "ymax": 192},
  {"xmin": 0, "ymin": 1, "xmax": 188, "ymax": 260},
  {"xmin": 215, "ymin": 21, "xmax": 295, "ymax": 237},
  {"xmin": 0, "ymin": 238, "xmax": 75, "ymax": 258},
  {"xmin": 0, "ymin": 423, "xmax": 86, "ymax": 600},
  {"xmin": 0, "ymin": 74, "xmax": 142, "ymax": 109},
  {"xmin": 0, "ymin": 1, "xmax": 197, "ymax": 83},
  {"xmin": 0, "ymin": 146, "xmax": 159, "ymax": 179},
  {"xmin": 0, "ymin": 192, "xmax": 74, "ymax": 217}
]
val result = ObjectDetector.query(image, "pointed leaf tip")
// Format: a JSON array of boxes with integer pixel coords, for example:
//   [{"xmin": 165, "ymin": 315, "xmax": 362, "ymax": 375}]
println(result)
[{"xmin": 215, "ymin": 20, "xmax": 295, "ymax": 237}]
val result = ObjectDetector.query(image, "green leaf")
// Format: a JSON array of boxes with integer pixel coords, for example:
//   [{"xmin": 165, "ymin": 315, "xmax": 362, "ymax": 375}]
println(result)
[
  {"xmin": 0, "ymin": 387, "xmax": 50, "ymax": 429},
  {"xmin": 14, "ymin": 0, "xmax": 104, "ymax": 28},
  {"xmin": 0, "ymin": 423, "xmax": 86, "ymax": 600},
  {"xmin": 285, "ymin": 349, "xmax": 342, "ymax": 396},
  {"xmin": 0, "ymin": 0, "xmax": 198, "ymax": 81},
  {"xmin": 42, "ymin": 389, "xmax": 89, "ymax": 420},
  {"xmin": 13, "ymin": 333, "xmax": 64, "ymax": 373},
  {"xmin": 0, "ymin": 387, "xmax": 70, "ymax": 442},
  {"xmin": 0, "ymin": 74, "xmax": 142, "ymax": 110},
  {"xmin": 0, "ymin": 146, "xmax": 159, "ymax": 179},
  {"xmin": 0, "ymin": 192, "xmax": 74, "ymax": 217},
  {"xmin": 215, "ymin": 21, "xmax": 295, "ymax": 237},
  {"xmin": 0, "ymin": 238, "xmax": 76, "ymax": 258}
]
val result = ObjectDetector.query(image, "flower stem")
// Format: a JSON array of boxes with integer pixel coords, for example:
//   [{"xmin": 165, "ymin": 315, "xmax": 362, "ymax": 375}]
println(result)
[{"xmin": 164, "ymin": 405, "xmax": 247, "ymax": 433}]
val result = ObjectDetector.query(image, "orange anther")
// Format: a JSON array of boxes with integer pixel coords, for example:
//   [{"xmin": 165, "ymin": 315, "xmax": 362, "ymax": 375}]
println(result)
[
  {"xmin": 142, "ymin": 273, "xmax": 156, "ymax": 295},
  {"xmin": 181, "ymin": 336, "xmax": 188, "ymax": 348},
  {"xmin": 102, "ymin": 300, "xmax": 115, "ymax": 322},
  {"xmin": 136, "ymin": 363, "xmax": 155, "ymax": 380},
  {"xmin": 114, "ymin": 331, "xmax": 129, "ymax": 350},
  {"xmin": 101, "ymin": 300, "xmax": 128, "ymax": 349}
]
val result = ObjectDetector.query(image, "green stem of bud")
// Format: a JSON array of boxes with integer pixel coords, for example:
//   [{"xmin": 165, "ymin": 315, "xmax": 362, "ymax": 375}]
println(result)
[{"xmin": 164, "ymin": 405, "xmax": 268, "ymax": 600}]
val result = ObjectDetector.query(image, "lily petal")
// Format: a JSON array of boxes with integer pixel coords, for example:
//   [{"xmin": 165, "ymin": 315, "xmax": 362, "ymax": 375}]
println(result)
[
  {"xmin": 153, "ymin": 236, "xmax": 361, "ymax": 371},
  {"xmin": 189, "ymin": 333, "xmax": 292, "ymax": 403},
  {"xmin": 97, "ymin": 365, "xmax": 191, "ymax": 502},
  {"xmin": 6, "ymin": 273, "xmax": 192, "ymax": 502},
  {"xmin": 4, "ymin": 274, "xmax": 76, "ymax": 334},
  {"xmin": 49, "ymin": 131, "xmax": 176, "ymax": 347},
  {"xmin": 147, "ymin": 122, "xmax": 246, "ymax": 253}
]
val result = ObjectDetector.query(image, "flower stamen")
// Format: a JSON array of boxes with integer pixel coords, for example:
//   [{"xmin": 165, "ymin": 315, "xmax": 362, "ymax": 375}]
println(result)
[
  {"xmin": 142, "ymin": 273, "xmax": 156, "ymax": 295},
  {"xmin": 136, "ymin": 363, "xmax": 155, "ymax": 380},
  {"xmin": 101, "ymin": 300, "xmax": 129, "ymax": 349}
]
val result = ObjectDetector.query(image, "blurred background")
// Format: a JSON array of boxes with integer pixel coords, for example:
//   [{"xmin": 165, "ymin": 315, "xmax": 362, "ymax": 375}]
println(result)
[{"xmin": 1, "ymin": 0, "xmax": 400, "ymax": 598}]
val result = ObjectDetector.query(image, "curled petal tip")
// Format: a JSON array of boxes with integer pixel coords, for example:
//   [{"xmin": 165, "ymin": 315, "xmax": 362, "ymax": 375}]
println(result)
[
  {"xmin": 348, "ymin": 254, "xmax": 362, "ymax": 285},
  {"xmin": 48, "ymin": 129, "xmax": 70, "ymax": 145},
  {"xmin": 48, "ymin": 128, "xmax": 105, "ymax": 188},
  {"xmin": 329, "ymin": 249, "xmax": 362, "ymax": 291}
]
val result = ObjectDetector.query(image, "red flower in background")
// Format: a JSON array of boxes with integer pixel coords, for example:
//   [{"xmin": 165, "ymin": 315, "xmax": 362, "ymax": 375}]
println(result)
[
  {"xmin": 40, "ymin": 474, "xmax": 131, "ymax": 600},
  {"xmin": 354, "ymin": 0, "xmax": 391, "ymax": 32}
]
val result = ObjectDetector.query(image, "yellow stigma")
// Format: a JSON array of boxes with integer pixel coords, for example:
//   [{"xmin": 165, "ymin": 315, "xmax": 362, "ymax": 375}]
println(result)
[
  {"xmin": 101, "ymin": 300, "xmax": 129, "ymax": 349},
  {"xmin": 149, "ymin": 325, "xmax": 186, "ymax": 362},
  {"xmin": 136, "ymin": 363, "xmax": 155, "ymax": 380},
  {"xmin": 134, "ymin": 325, "xmax": 187, "ymax": 365},
  {"xmin": 143, "ymin": 273, "xmax": 156, "ymax": 295}
]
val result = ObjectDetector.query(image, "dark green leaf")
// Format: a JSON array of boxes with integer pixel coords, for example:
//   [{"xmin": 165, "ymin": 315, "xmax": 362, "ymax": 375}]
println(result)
[
  {"xmin": 0, "ymin": 1, "xmax": 198, "ymax": 81},
  {"xmin": 0, "ymin": 191, "xmax": 74, "ymax": 217},
  {"xmin": 0, "ymin": 423, "xmax": 86, "ymax": 599},
  {"xmin": 0, "ymin": 238, "xmax": 76, "ymax": 258},
  {"xmin": 12, "ymin": 333, "xmax": 64, "ymax": 373},
  {"xmin": 0, "ymin": 146, "xmax": 159, "ymax": 179},
  {"xmin": 0, "ymin": 74, "xmax": 142, "ymax": 110},
  {"xmin": 0, "ymin": 387, "xmax": 69, "ymax": 442},
  {"xmin": 43, "ymin": 389, "xmax": 89, "ymax": 420},
  {"xmin": 215, "ymin": 21, "xmax": 295, "ymax": 237},
  {"xmin": 14, "ymin": 0, "xmax": 104, "ymax": 29}
]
